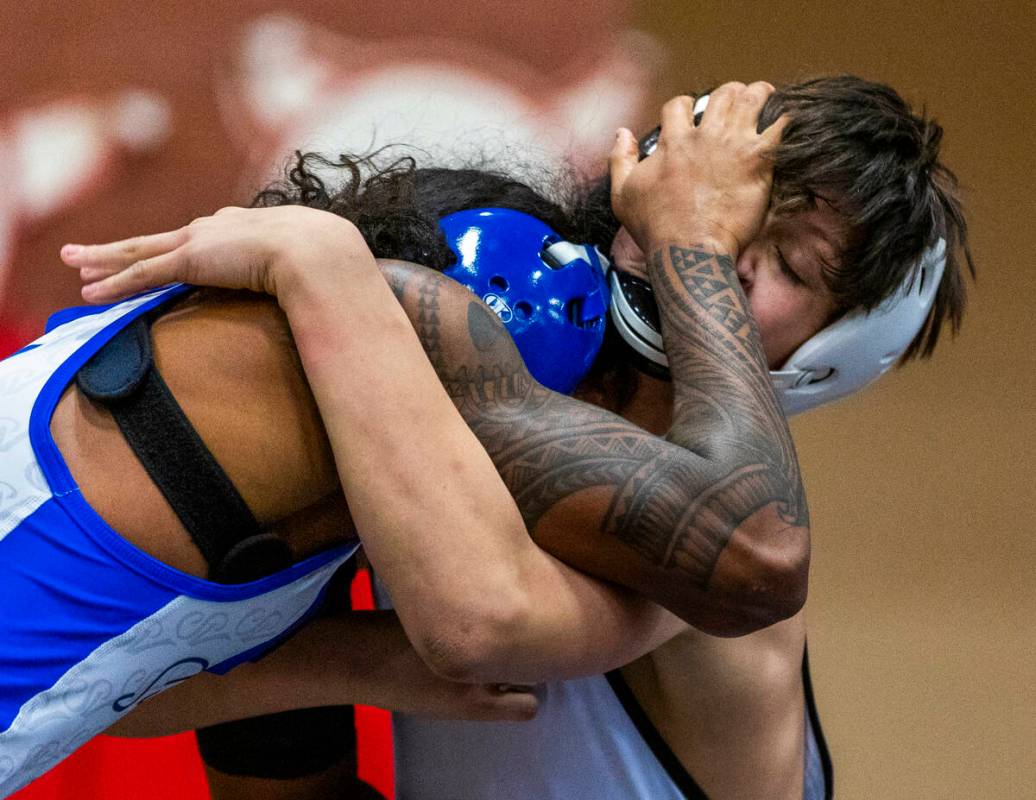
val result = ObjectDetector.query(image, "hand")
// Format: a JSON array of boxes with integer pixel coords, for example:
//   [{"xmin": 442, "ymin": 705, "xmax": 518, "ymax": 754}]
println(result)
[
  {"xmin": 371, "ymin": 643, "xmax": 541, "ymax": 722},
  {"xmin": 61, "ymin": 205, "xmax": 374, "ymax": 304},
  {"xmin": 610, "ymin": 81, "xmax": 787, "ymax": 259}
]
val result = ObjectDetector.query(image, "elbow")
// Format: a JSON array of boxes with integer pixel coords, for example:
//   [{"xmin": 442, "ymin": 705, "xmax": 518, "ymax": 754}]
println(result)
[
  {"xmin": 744, "ymin": 532, "xmax": 810, "ymax": 631},
  {"xmin": 691, "ymin": 520, "xmax": 811, "ymax": 638},
  {"xmin": 412, "ymin": 592, "xmax": 531, "ymax": 682}
]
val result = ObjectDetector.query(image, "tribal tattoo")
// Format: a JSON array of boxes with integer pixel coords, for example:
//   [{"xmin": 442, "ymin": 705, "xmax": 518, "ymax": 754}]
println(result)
[
  {"xmin": 650, "ymin": 244, "xmax": 807, "ymax": 532},
  {"xmin": 381, "ymin": 254, "xmax": 807, "ymax": 608}
]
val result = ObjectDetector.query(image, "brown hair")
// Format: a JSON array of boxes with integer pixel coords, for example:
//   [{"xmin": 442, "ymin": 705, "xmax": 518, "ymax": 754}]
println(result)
[{"xmin": 759, "ymin": 75, "xmax": 975, "ymax": 359}]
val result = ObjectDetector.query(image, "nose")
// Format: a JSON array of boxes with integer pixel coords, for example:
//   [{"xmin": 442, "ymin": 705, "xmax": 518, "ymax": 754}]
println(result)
[{"xmin": 735, "ymin": 250, "xmax": 755, "ymax": 292}]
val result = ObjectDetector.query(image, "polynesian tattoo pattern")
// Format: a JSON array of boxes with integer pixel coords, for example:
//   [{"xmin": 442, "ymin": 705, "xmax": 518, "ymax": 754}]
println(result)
[
  {"xmin": 650, "ymin": 245, "xmax": 808, "ymax": 531},
  {"xmin": 382, "ymin": 249, "xmax": 806, "ymax": 592}
]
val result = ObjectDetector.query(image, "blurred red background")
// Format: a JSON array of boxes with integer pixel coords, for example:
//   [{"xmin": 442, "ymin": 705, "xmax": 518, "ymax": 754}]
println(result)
[{"xmin": 1, "ymin": 2, "xmax": 653, "ymax": 797}]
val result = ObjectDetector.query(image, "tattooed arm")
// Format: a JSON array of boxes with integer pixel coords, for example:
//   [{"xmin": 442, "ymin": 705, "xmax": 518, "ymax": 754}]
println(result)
[
  {"xmin": 381, "ymin": 257, "xmax": 804, "ymax": 642},
  {"xmin": 374, "ymin": 83, "xmax": 809, "ymax": 641}
]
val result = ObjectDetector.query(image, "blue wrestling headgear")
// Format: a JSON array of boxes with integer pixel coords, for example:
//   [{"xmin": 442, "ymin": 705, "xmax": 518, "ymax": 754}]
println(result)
[{"xmin": 439, "ymin": 208, "xmax": 609, "ymax": 394}]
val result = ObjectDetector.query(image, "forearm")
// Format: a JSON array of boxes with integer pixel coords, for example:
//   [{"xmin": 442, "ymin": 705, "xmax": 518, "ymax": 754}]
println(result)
[
  {"xmin": 108, "ymin": 612, "xmax": 416, "ymax": 737},
  {"xmin": 107, "ymin": 610, "xmax": 544, "ymax": 737},
  {"xmin": 461, "ymin": 560, "xmax": 688, "ymax": 682},
  {"xmin": 637, "ymin": 237, "xmax": 810, "ymax": 626}
]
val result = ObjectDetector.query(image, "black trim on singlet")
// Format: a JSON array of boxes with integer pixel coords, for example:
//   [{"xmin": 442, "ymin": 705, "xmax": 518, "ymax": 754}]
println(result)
[
  {"xmin": 802, "ymin": 646, "xmax": 835, "ymax": 798},
  {"xmin": 605, "ymin": 670, "xmax": 709, "ymax": 800},
  {"xmin": 606, "ymin": 642, "xmax": 835, "ymax": 800}
]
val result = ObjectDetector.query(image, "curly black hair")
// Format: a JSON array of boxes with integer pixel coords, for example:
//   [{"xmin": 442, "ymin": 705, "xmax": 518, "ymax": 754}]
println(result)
[{"xmin": 252, "ymin": 150, "xmax": 642, "ymax": 408}]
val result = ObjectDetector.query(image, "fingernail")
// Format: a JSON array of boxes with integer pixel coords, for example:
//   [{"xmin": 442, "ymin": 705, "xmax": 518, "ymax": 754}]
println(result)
[
  {"xmin": 495, "ymin": 683, "xmax": 536, "ymax": 694},
  {"xmin": 62, "ymin": 244, "xmax": 83, "ymax": 258}
]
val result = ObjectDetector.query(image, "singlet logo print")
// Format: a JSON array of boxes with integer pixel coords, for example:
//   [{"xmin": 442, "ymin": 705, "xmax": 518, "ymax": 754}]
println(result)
[
  {"xmin": 62, "ymin": 676, "xmax": 114, "ymax": 717},
  {"xmin": 21, "ymin": 740, "xmax": 65, "ymax": 776},
  {"xmin": 235, "ymin": 607, "xmax": 285, "ymax": 642},
  {"xmin": 0, "ymin": 368, "xmax": 42, "ymax": 396},
  {"xmin": 124, "ymin": 619, "xmax": 176, "ymax": 655},
  {"xmin": 0, "ymin": 418, "xmax": 26, "ymax": 453},
  {"xmin": 23, "ymin": 461, "xmax": 46, "ymax": 493},
  {"xmin": 176, "ymin": 611, "xmax": 231, "ymax": 647},
  {"xmin": 112, "ymin": 657, "xmax": 209, "ymax": 712}
]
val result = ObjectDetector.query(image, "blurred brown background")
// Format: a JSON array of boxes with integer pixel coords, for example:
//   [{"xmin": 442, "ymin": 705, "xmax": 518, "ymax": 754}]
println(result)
[
  {"xmin": 636, "ymin": 3, "xmax": 1035, "ymax": 798},
  {"xmin": 2, "ymin": 1, "xmax": 1033, "ymax": 798}
]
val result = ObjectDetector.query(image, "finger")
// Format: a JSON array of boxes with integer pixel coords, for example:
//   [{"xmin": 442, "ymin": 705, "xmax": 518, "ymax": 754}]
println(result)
[
  {"xmin": 698, "ymin": 81, "xmax": 745, "ymax": 128},
  {"xmin": 61, "ymin": 227, "xmax": 188, "ymax": 271},
  {"xmin": 732, "ymin": 81, "xmax": 776, "ymax": 130},
  {"xmin": 81, "ymin": 249, "xmax": 186, "ymax": 304},
  {"xmin": 759, "ymin": 111, "xmax": 791, "ymax": 149},
  {"xmin": 479, "ymin": 687, "xmax": 539, "ymax": 721},
  {"xmin": 493, "ymin": 682, "xmax": 538, "ymax": 693},
  {"xmin": 659, "ymin": 95, "xmax": 695, "ymax": 142},
  {"xmin": 78, "ymin": 266, "xmax": 122, "ymax": 284},
  {"xmin": 609, "ymin": 128, "xmax": 639, "ymax": 199}
]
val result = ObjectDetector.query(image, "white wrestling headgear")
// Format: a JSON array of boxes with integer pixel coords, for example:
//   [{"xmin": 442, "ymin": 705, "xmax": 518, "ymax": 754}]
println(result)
[{"xmin": 612, "ymin": 93, "xmax": 948, "ymax": 416}]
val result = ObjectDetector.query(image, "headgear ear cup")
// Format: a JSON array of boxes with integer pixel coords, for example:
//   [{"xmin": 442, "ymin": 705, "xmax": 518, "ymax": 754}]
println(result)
[
  {"xmin": 607, "ymin": 270, "xmax": 670, "ymax": 379},
  {"xmin": 771, "ymin": 238, "xmax": 946, "ymax": 415},
  {"xmin": 637, "ymin": 94, "xmax": 712, "ymax": 159},
  {"xmin": 438, "ymin": 208, "xmax": 610, "ymax": 394}
]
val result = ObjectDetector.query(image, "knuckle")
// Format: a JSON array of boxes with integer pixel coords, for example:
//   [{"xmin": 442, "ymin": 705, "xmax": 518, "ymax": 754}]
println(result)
[
  {"xmin": 662, "ymin": 95, "xmax": 689, "ymax": 113},
  {"xmin": 125, "ymin": 259, "xmax": 149, "ymax": 281},
  {"xmin": 118, "ymin": 239, "xmax": 141, "ymax": 259},
  {"xmin": 745, "ymin": 81, "xmax": 773, "ymax": 100}
]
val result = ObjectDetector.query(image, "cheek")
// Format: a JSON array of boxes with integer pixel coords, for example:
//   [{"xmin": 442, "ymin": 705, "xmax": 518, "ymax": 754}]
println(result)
[{"xmin": 747, "ymin": 288, "xmax": 816, "ymax": 368}]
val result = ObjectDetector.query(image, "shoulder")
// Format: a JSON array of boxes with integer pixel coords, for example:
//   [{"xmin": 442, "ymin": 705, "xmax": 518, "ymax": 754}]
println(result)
[
  {"xmin": 148, "ymin": 289, "xmax": 340, "ymax": 521},
  {"xmin": 376, "ymin": 258, "xmax": 523, "ymax": 364}
]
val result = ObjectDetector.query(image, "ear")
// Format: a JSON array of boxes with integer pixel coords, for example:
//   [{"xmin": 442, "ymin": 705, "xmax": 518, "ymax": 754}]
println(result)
[{"xmin": 610, "ymin": 227, "xmax": 649, "ymax": 281}]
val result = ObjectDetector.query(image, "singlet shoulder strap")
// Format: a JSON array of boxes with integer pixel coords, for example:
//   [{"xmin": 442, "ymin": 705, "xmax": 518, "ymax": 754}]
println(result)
[
  {"xmin": 605, "ymin": 670, "xmax": 709, "ymax": 799},
  {"xmin": 76, "ymin": 314, "xmax": 291, "ymax": 583}
]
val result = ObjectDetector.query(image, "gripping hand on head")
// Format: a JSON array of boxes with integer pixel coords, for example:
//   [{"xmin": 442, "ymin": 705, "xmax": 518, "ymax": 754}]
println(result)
[
  {"xmin": 610, "ymin": 81, "xmax": 787, "ymax": 260},
  {"xmin": 62, "ymin": 205, "xmax": 375, "ymax": 305}
]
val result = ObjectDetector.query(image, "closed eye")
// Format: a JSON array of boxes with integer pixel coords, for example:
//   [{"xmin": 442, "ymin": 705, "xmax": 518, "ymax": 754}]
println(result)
[{"xmin": 775, "ymin": 247, "xmax": 804, "ymax": 286}]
